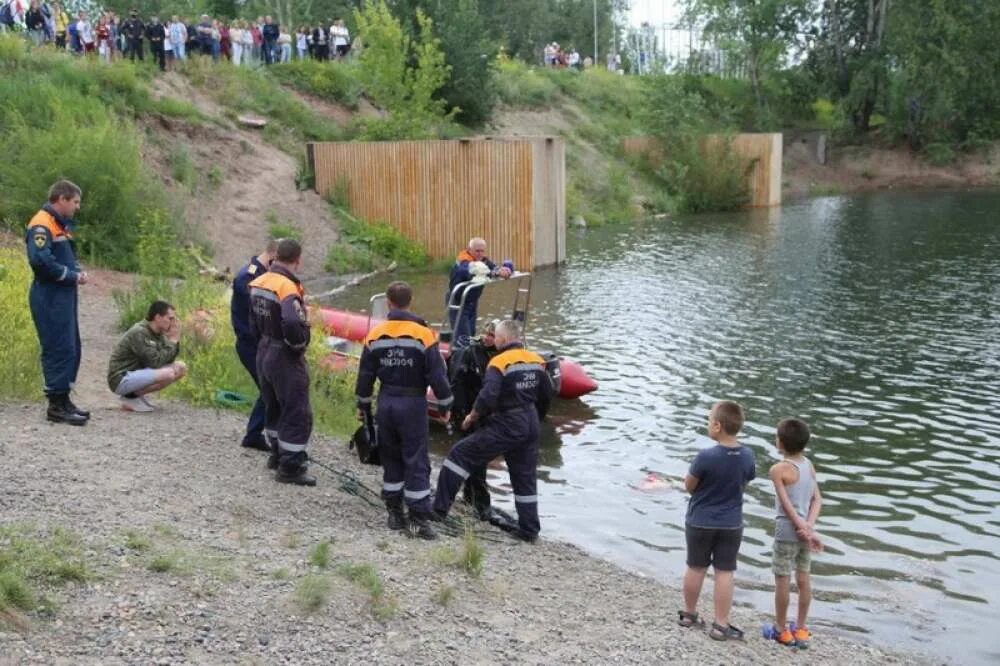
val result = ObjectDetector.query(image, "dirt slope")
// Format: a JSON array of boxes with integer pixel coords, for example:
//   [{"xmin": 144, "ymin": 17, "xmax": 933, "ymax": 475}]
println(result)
[{"xmin": 148, "ymin": 74, "xmax": 340, "ymax": 279}]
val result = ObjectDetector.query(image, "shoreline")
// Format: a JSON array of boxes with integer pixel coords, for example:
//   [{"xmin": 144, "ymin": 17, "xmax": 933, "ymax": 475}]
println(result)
[{"xmin": 0, "ymin": 399, "xmax": 933, "ymax": 665}]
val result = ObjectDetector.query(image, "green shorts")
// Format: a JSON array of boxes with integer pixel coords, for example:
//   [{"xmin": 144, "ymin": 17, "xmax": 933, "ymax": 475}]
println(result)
[{"xmin": 772, "ymin": 539, "xmax": 811, "ymax": 576}]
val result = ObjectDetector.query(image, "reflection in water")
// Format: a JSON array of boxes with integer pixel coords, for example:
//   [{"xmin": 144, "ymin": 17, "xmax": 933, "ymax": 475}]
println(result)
[{"xmin": 319, "ymin": 191, "xmax": 1000, "ymax": 664}]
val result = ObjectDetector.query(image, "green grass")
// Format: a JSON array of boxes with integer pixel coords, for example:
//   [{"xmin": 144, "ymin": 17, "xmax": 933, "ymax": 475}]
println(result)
[
  {"xmin": 123, "ymin": 530, "xmax": 152, "ymax": 552},
  {"xmin": 0, "ymin": 248, "xmax": 42, "ymax": 400},
  {"xmin": 294, "ymin": 574, "xmax": 333, "ymax": 614},
  {"xmin": 431, "ymin": 527, "xmax": 485, "ymax": 578},
  {"xmin": 267, "ymin": 221, "xmax": 302, "ymax": 242},
  {"xmin": 0, "ymin": 525, "xmax": 91, "ymax": 629},
  {"xmin": 308, "ymin": 541, "xmax": 332, "ymax": 570},
  {"xmin": 148, "ymin": 552, "xmax": 182, "ymax": 573},
  {"xmin": 270, "ymin": 59, "xmax": 363, "ymax": 108},
  {"xmin": 432, "ymin": 585, "xmax": 455, "ymax": 607},
  {"xmin": 325, "ymin": 206, "xmax": 430, "ymax": 274},
  {"xmin": 495, "ymin": 59, "xmax": 559, "ymax": 108},
  {"xmin": 337, "ymin": 562, "xmax": 397, "ymax": 620},
  {"xmin": 271, "ymin": 567, "xmax": 291, "ymax": 581}
]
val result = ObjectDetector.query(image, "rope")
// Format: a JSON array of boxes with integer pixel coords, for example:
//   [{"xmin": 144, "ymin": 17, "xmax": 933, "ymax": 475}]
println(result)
[{"xmin": 307, "ymin": 453, "xmax": 508, "ymax": 543}]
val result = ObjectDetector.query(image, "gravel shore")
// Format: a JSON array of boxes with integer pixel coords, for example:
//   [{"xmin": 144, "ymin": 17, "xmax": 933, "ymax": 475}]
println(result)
[{"xmin": 0, "ymin": 274, "xmax": 933, "ymax": 665}]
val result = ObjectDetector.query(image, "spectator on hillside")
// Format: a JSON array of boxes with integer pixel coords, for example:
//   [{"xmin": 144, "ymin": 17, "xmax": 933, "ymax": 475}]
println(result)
[
  {"xmin": 331, "ymin": 18, "xmax": 349, "ymax": 59},
  {"xmin": 295, "ymin": 25, "xmax": 307, "ymax": 60},
  {"xmin": 168, "ymin": 16, "xmax": 186, "ymax": 61},
  {"xmin": 278, "ymin": 27, "xmax": 291, "ymax": 63},
  {"xmin": 568, "ymin": 48, "xmax": 580, "ymax": 69},
  {"xmin": 107, "ymin": 300, "xmax": 187, "ymax": 413},
  {"xmin": 162, "ymin": 17, "xmax": 173, "ymax": 66},
  {"xmin": 210, "ymin": 19, "xmax": 221, "ymax": 61},
  {"xmin": 96, "ymin": 15, "xmax": 110, "ymax": 62},
  {"xmin": 107, "ymin": 11, "xmax": 119, "ymax": 59},
  {"xmin": 52, "ymin": 2, "xmax": 68, "ymax": 48},
  {"xmin": 66, "ymin": 13, "xmax": 79, "ymax": 52},
  {"xmin": 240, "ymin": 21, "xmax": 253, "ymax": 66},
  {"xmin": 122, "ymin": 9, "xmax": 143, "ymax": 60},
  {"xmin": 146, "ymin": 15, "xmax": 166, "ymax": 71},
  {"xmin": 261, "ymin": 15, "xmax": 278, "ymax": 64},
  {"xmin": 25, "ymin": 1, "xmax": 47, "ymax": 46},
  {"xmin": 229, "ymin": 20, "xmax": 243, "ymax": 65},
  {"xmin": 219, "ymin": 19, "xmax": 230, "ymax": 60},
  {"xmin": 185, "ymin": 17, "xmax": 197, "ymax": 56},
  {"xmin": 311, "ymin": 23, "xmax": 328, "ymax": 60},
  {"xmin": 250, "ymin": 20, "xmax": 262, "ymax": 64},
  {"xmin": 196, "ymin": 14, "xmax": 212, "ymax": 56},
  {"xmin": 77, "ymin": 11, "xmax": 95, "ymax": 55}
]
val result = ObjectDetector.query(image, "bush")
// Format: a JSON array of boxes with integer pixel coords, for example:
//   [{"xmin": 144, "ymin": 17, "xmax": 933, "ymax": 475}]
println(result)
[
  {"xmin": 271, "ymin": 59, "xmax": 363, "ymax": 108},
  {"xmin": 0, "ymin": 248, "xmax": 42, "ymax": 400},
  {"xmin": 495, "ymin": 59, "xmax": 558, "ymax": 107},
  {"xmin": 325, "ymin": 207, "xmax": 429, "ymax": 274},
  {"xmin": 663, "ymin": 138, "xmax": 752, "ymax": 214}
]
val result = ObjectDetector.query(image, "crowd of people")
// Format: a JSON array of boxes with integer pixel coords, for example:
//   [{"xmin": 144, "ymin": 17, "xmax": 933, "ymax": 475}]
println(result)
[
  {"xmin": 24, "ymin": 179, "xmax": 825, "ymax": 650},
  {"xmin": 0, "ymin": 2, "xmax": 353, "ymax": 71},
  {"xmin": 543, "ymin": 40, "xmax": 622, "ymax": 73}
]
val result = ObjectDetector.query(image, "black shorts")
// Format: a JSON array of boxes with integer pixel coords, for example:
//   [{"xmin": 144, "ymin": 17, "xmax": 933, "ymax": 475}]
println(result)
[{"xmin": 685, "ymin": 525, "xmax": 743, "ymax": 571}]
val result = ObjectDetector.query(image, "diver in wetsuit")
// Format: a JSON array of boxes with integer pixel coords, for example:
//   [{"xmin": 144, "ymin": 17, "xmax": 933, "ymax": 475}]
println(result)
[{"xmin": 447, "ymin": 319, "xmax": 500, "ymax": 518}]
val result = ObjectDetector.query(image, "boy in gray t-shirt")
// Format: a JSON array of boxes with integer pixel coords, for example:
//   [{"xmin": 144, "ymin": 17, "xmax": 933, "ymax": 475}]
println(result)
[{"xmin": 768, "ymin": 418, "xmax": 823, "ymax": 647}]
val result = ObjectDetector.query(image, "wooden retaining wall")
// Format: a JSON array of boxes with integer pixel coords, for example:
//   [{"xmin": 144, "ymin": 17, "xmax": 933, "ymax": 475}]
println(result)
[
  {"xmin": 623, "ymin": 133, "xmax": 782, "ymax": 207},
  {"xmin": 309, "ymin": 137, "xmax": 566, "ymax": 270}
]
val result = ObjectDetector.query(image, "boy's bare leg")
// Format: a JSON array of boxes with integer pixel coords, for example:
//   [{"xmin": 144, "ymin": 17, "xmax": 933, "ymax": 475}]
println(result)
[
  {"xmin": 712, "ymin": 569, "xmax": 734, "ymax": 627},
  {"xmin": 795, "ymin": 570, "xmax": 811, "ymax": 627},
  {"xmin": 774, "ymin": 574, "xmax": 790, "ymax": 630},
  {"xmin": 683, "ymin": 566, "xmax": 707, "ymax": 615}
]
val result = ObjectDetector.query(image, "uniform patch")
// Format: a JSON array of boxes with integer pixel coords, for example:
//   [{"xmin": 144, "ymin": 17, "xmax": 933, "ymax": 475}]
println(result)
[
  {"xmin": 33, "ymin": 234, "xmax": 47, "ymax": 248},
  {"xmin": 248, "ymin": 264, "xmax": 258, "ymax": 275}
]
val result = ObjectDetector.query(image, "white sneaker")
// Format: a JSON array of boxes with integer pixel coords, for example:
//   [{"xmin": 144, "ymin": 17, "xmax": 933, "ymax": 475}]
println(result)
[{"xmin": 120, "ymin": 396, "xmax": 155, "ymax": 413}]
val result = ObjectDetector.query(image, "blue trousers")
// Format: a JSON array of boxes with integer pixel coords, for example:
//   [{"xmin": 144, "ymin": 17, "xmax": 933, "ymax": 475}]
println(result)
[
  {"xmin": 29, "ymin": 282, "xmax": 80, "ymax": 396},
  {"xmin": 257, "ymin": 342, "xmax": 312, "ymax": 471},
  {"xmin": 434, "ymin": 408, "xmax": 540, "ymax": 537},
  {"xmin": 235, "ymin": 337, "xmax": 266, "ymax": 446},
  {"xmin": 377, "ymin": 395, "xmax": 432, "ymax": 513}
]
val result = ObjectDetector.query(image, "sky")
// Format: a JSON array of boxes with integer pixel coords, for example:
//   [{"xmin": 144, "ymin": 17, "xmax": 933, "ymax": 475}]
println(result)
[{"xmin": 628, "ymin": 0, "xmax": 683, "ymax": 27}]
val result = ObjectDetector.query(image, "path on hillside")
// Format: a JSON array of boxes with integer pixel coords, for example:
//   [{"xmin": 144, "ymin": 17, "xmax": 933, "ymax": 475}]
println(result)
[{"xmin": 0, "ymin": 283, "xmax": 929, "ymax": 665}]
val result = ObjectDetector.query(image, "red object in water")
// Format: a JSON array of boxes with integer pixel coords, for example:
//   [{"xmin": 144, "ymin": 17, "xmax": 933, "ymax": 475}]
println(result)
[{"xmin": 316, "ymin": 306, "xmax": 598, "ymax": 399}]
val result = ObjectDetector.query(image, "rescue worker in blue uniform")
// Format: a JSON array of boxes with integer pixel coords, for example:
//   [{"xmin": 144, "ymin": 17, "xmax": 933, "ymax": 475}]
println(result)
[
  {"xmin": 433, "ymin": 319, "xmax": 554, "ymax": 542},
  {"xmin": 25, "ymin": 180, "xmax": 89, "ymax": 426},
  {"xmin": 356, "ymin": 281, "xmax": 453, "ymax": 539},
  {"xmin": 230, "ymin": 240, "xmax": 277, "ymax": 451},
  {"xmin": 248, "ymin": 239, "xmax": 315, "ymax": 486},
  {"xmin": 446, "ymin": 237, "xmax": 512, "ymax": 349}
]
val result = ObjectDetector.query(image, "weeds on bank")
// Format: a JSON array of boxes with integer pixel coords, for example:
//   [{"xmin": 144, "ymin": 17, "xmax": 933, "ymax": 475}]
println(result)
[
  {"xmin": 338, "ymin": 562, "xmax": 397, "ymax": 621},
  {"xmin": 308, "ymin": 541, "xmax": 332, "ymax": 570},
  {"xmin": 432, "ymin": 585, "xmax": 455, "ymax": 607},
  {"xmin": 0, "ymin": 249, "xmax": 42, "ymax": 399},
  {"xmin": 324, "ymin": 205, "xmax": 429, "ymax": 274},
  {"xmin": 430, "ymin": 527, "xmax": 484, "ymax": 578},
  {"xmin": 294, "ymin": 574, "xmax": 334, "ymax": 614},
  {"xmin": 0, "ymin": 525, "xmax": 91, "ymax": 630}
]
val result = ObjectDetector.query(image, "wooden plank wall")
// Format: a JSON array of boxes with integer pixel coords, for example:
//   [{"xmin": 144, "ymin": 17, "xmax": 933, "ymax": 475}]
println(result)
[
  {"xmin": 622, "ymin": 133, "xmax": 783, "ymax": 207},
  {"xmin": 310, "ymin": 138, "xmax": 566, "ymax": 270}
]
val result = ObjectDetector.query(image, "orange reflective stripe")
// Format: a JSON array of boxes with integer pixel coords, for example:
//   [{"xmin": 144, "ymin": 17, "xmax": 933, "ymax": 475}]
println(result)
[
  {"xmin": 487, "ymin": 348, "xmax": 546, "ymax": 373},
  {"xmin": 26, "ymin": 210, "xmax": 71, "ymax": 239},
  {"xmin": 364, "ymin": 319, "xmax": 437, "ymax": 348},
  {"xmin": 248, "ymin": 271, "xmax": 303, "ymax": 302}
]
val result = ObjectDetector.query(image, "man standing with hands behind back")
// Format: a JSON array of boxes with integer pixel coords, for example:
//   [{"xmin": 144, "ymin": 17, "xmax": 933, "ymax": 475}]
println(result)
[{"xmin": 26, "ymin": 180, "xmax": 90, "ymax": 425}]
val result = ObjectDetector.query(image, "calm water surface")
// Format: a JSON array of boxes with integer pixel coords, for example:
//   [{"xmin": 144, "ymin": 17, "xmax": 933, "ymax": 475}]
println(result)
[{"xmin": 323, "ymin": 191, "xmax": 1000, "ymax": 663}]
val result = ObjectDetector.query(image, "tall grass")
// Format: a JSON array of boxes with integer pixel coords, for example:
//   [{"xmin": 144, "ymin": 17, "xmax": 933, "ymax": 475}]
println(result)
[
  {"xmin": 271, "ymin": 59, "xmax": 363, "ymax": 108},
  {"xmin": 0, "ymin": 248, "xmax": 42, "ymax": 400},
  {"xmin": 495, "ymin": 59, "xmax": 559, "ymax": 108}
]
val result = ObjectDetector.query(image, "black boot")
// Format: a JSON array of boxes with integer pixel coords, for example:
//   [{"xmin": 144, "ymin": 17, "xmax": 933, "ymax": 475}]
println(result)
[
  {"xmin": 46, "ymin": 394, "xmax": 87, "ymax": 426},
  {"xmin": 276, "ymin": 465, "xmax": 316, "ymax": 486},
  {"xmin": 266, "ymin": 437, "xmax": 279, "ymax": 470},
  {"xmin": 407, "ymin": 512, "xmax": 438, "ymax": 540},
  {"xmin": 385, "ymin": 497, "xmax": 407, "ymax": 531},
  {"xmin": 65, "ymin": 395, "xmax": 90, "ymax": 419}
]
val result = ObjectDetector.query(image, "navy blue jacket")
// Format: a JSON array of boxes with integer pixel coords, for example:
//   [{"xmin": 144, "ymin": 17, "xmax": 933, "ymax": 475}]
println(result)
[
  {"xmin": 248, "ymin": 264, "xmax": 310, "ymax": 353},
  {"xmin": 231, "ymin": 255, "xmax": 268, "ymax": 343},
  {"xmin": 25, "ymin": 205, "xmax": 80, "ymax": 286},
  {"xmin": 474, "ymin": 342, "xmax": 554, "ymax": 419},
  {"xmin": 355, "ymin": 310, "xmax": 453, "ymax": 408},
  {"xmin": 447, "ymin": 249, "xmax": 497, "ymax": 313}
]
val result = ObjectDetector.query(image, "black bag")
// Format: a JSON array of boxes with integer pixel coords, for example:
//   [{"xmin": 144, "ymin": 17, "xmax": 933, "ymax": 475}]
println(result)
[{"xmin": 349, "ymin": 410, "xmax": 380, "ymax": 466}]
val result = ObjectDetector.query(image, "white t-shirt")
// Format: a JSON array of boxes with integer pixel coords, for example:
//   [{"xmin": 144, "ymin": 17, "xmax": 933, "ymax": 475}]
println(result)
[
  {"xmin": 78, "ymin": 20, "xmax": 94, "ymax": 45},
  {"xmin": 296, "ymin": 32, "xmax": 307, "ymax": 50},
  {"xmin": 331, "ymin": 25, "xmax": 348, "ymax": 47}
]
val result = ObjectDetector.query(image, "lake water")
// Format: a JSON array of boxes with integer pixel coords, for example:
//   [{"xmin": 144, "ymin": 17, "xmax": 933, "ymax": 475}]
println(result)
[{"xmin": 321, "ymin": 191, "xmax": 1000, "ymax": 663}]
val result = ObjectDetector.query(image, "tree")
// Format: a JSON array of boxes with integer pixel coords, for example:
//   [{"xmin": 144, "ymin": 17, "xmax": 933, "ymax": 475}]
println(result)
[{"xmin": 683, "ymin": 0, "xmax": 811, "ymax": 124}]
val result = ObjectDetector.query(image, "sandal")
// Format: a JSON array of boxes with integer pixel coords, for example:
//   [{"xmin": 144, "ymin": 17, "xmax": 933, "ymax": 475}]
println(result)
[
  {"xmin": 677, "ymin": 610, "xmax": 705, "ymax": 628},
  {"xmin": 709, "ymin": 622, "xmax": 745, "ymax": 641}
]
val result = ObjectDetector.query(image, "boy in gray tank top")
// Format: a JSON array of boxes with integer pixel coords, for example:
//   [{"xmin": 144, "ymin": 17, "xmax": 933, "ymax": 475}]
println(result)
[{"xmin": 768, "ymin": 418, "xmax": 823, "ymax": 647}]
